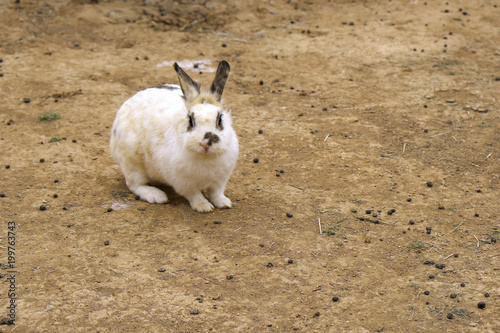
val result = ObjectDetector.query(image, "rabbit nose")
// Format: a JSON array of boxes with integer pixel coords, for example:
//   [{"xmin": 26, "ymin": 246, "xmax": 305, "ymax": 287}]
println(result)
[{"xmin": 203, "ymin": 132, "xmax": 220, "ymax": 146}]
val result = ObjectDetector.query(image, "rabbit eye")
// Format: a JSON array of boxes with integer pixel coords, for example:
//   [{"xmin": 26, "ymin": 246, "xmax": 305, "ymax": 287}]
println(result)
[
  {"xmin": 216, "ymin": 112, "xmax": 223, "ymax": 130},
  {"xmin": 188, "ymin": 113, "xmax": 195, "ymax": 131}
]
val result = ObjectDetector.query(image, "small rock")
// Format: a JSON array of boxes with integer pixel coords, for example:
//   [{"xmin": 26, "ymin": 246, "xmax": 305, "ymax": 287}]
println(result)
[
  {"xmin": 253, "ymin": 158, "xmax": 259, "ymax": 163},
  {"xmin": 158, "ymin": 268, "xmax": 166, "ymax": 272},
  {"xmin": 426, "ymin": 181, "xmax": 433, "ymax": 187},
  {"xmin": 332, "ymin": 296, "xmax": 340, "ymax": 302},
  {"xmin": 39, "ymin": 205, "xmax": 47, "ymax": 211},
  {"xmin": 286, "ymin": 212, "xmax": 293, "ymax": 218},
  {"xmin": 477, "ymin": 302, "xmax": 486, "ymax": 309},
  {"xmin": 104, "ymin": 240, "xmax": 110, "ymax": 246},
  {"xmin": 190, "ymin": 309, "xmax": 200, "ymax": 315}
]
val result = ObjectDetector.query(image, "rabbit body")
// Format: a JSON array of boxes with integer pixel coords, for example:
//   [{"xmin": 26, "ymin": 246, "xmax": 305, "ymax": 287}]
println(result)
[{"xmin": 110, "ymin": 61, "xmax": 238, "ymax": 212}]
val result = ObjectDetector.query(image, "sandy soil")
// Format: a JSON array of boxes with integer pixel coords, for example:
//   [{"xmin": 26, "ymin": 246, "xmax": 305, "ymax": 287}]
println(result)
[{"xmin": 0, "ymin": 0, "xmax": 499, "ymax": 331}]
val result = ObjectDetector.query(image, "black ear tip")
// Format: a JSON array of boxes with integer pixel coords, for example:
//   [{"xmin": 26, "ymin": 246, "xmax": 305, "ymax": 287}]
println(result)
[
  {"xmin": 219, "ymin": 60, "xmax": 230, "ymax": 71},
  {"xmin": 173, "ymin": 62, "xmax": 180, "ymax": 71}
]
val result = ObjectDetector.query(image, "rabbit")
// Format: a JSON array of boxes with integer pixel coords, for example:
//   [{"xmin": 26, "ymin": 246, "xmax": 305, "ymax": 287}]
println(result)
[{"xmin": 110, "ymin": 60, "xmax": 238, "ymax": 213}]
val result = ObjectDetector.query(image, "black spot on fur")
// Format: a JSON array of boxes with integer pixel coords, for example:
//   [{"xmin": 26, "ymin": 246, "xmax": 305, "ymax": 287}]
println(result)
[
  {"xmin": 216, "ymin": 112, "xmax": 224, "ymax": 130},
  {"xmin": 187, "ymin": 113, "xmax": 195, "ymax": 131},
  {"xmin": 204, "ymin": 132, "xmax": 220, "ymax": 146}
]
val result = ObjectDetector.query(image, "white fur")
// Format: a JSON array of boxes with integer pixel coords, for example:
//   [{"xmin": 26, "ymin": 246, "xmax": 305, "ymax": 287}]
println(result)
[{"xmin": 110, "ymin": 82, "xmax": 238, "ymax": 212}]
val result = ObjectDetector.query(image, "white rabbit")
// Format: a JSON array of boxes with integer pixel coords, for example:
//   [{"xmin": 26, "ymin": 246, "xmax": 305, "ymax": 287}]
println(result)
[{"xmin": 110, "ymin": 60, "xmax": 238, "ymax": 212}]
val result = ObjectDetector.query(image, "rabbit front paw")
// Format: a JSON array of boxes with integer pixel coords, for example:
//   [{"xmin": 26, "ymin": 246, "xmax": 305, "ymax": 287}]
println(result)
[
  {"xmin": 211, "ymin": 195, "xmax": 232, "ymax": 209},
  {"xmin": 134, "ymin": 186, "xmax": 168, "ymax": 204},
  {"xmin": 191, "ymin": 200, "xmax": 214, "ymax": 213}
]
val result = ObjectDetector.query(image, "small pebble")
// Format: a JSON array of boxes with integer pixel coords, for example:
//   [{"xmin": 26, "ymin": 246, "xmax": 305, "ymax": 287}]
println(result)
[
  {"xmin": 5, "ymin": 165, "xmax": 10, "ymax": 169},
  {"xmin": 286, "ymin": 212, "xmax": 293, "ymax": 218},
  {"xmin": 366, "ymin": 210, "xmax": 372, "ymax": 214},
  {"xmin": 387, "ymin": 210, "xmax": 393, "ymax": 216},
  {"xmin": 288, "ymin": 259, "xmax": 294, "ymax": 264},
  {"xmin": 221, "ymin": 43, "xmax": 227, "ymax": 48},
  {"xmin": 460, "ymin": 283, "xmax": 465, "ymax": 287},
  {"xmin": 429, "ymin": 274, "xmax": 434, "ymax": 279},
  {"xmin": 409, "ymin": 220, "xmax": 415, "ymax": 225},
  {"xmin": 39, "ymin": 205, "xmax": 47, "ymax": 211},
  {"xmin": 259, "ymin": 80, "xmax": 264, "ymax": 85},
  {"xmin": 450, "ymin": 293, "xmax": 457, "ymax": 298},
  {"xmin": 474, "ymin": 212, "xmax": 479, "ymax": 217},
  {"xmin": 258, "ymin": 129, "xmax": 263, "ymax": 134},
  {"xmin": 426, "ymin": 227, "xmax": 432, "ymax": 234},
  {"xmin": 438, "ymin": 205, "xmax": 445, "ymax": 210},
  {"xmin": 266, "ymin": 262, "xmax": 274, "ymax": 267},
  {"xmin": 426, "ymin": 181, "xmax": 433, "ymax": 187},
  {"xmin": 407, "ymin": 198, "xmax": 412, "ymax": 202},
  {"xmin": 313, "ymin": 312, "xmax": 320, "ymax": 317},
  {"xmin": 423, "ymin": 260, "xmax": 435, "ymax": 265},
  {"xmin": 253, "ymin": 158, "xmax": 259, "ymax": 163},
  {"xmin": 477, "ymin": 302, "xmax": 486, "ymax": 309},
  {"xmin": 332, "ymin": 296, "xmax": 340, "ymax": 302},
  {"xmin": 214, "ymin": 221, "xmax": 222, "ymax": 225},
  {"xmin": 23, "ymin": 98, "xmax": 31, "ymax": 103},
  {"xmin": 226, "ymin": 275, "xmax": 234, "ymax": 280},
  {"xmin": 53, "ymin": 194, "xmax": 58, "ymax": 198},
  {"xmin": 72, "ymin": 139, "xmax": 77, "ymax": 143},
  {"xmin": 424, "ymin": 291, "xmax": 430, "ymax": 295},
  {"xmin": 104, "ymin": 240, "xmax": 110, "ymax": 246},
  {"xmin": 40, "ymin": 158, "xmax": 45, "ymax": 163},
  {"xmin": 107, "ymin": 208, "xmax": 113, "ymax": 212},
  {"xmin": 447, "ymin": 313, "xmax": 454, "ymax": 319},
  {"xmin": 484, "ymin": 292, "xmax": 490, "ymax": 297},
  {"xmin": 190, "ymin": 309, "xmax": 200, "ymax": 315},
  {"xmin": 0, "ymin": 193, "xmax": 6, "ymax": 198}
]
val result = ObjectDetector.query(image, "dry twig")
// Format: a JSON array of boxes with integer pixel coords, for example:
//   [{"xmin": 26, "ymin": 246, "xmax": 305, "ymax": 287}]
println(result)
[{"xmin": 439, "ymin": 221, "xmax": 463, "ymax": 237}]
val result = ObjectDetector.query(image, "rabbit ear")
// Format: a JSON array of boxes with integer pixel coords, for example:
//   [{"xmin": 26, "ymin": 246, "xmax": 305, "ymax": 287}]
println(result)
[
  {"xmin": 173, "ymin": 62, "xmax": 200, "ymax": 101},
  {"xmin": 210, "ymin": 60, "xmax": 230, "ymax": 102}
]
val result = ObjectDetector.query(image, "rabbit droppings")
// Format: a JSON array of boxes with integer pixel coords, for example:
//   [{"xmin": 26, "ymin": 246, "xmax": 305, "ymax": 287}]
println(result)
[{"xmin": 110, "ymin": 60, "xmax": 238, "ymax": 212}]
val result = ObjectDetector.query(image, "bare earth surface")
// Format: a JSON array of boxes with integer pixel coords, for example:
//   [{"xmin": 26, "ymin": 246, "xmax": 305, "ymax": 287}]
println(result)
[{"xmin": 0, "ymin": 0, "xmax": 499, "ymax": 331}]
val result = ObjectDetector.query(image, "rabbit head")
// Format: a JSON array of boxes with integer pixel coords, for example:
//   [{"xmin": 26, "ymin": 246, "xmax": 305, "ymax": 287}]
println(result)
[{"xmin": 174, "ymin": 60, "xmax": 234, "ymax": 155}]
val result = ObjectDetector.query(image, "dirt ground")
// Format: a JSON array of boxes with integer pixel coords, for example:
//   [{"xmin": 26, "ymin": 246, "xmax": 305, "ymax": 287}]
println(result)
[{"xmin": 0, "ymin": 0, "xmax": 499, "ymax": 331}]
